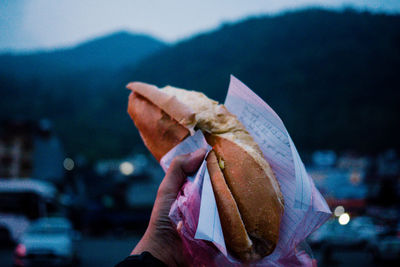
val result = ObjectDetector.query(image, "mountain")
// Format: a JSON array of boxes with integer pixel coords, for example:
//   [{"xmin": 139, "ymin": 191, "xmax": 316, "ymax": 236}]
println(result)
[
  {"xmin": 128, "ymin": 9, "xmax": 400, "ymax": 154},
  {"xmin": 0, "ymin": 31, "xmax": 167, "ymax": 77},
  {"xmin": 0, "ymin": 32, "xmax": 167, "ymax": 160},
  {"xmin": 1, "ymin": 9, "xmax": 399, "ymax": 160}
]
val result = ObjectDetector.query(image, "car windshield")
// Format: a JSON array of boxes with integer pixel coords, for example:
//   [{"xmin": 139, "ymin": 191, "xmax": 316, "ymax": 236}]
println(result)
[
  {"xmin": 28, "ymin": 226, "xmax": 68, "ymax": 234},
  {"xmin": 0, "ymin": 192, "xmax": 41, "ymax": 219}
]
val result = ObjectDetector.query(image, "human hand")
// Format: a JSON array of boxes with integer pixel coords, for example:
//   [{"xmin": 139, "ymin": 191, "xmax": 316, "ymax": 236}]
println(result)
[{"xmin": 131, "ymin": 148, "xmax": 207, "ymax": 266}]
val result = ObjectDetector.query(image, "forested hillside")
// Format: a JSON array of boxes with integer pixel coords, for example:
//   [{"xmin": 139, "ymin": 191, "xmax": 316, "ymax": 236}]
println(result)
[{"xmin": 1, "ymin": 9, "xmax": 399, "ymax": 160}]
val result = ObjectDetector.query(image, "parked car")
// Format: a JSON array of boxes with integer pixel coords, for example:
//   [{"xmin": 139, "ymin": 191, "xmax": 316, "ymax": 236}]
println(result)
[
  {"xmin": 369, "ymin": 222, "xmax": 400, "ymax": 262},
  {"xmin": 308, "ymin": 216, "xmax": 380, "ymax": 263},
  {"xmin": 0, "ymin": 179, "xmax": 59, "ymax": 246},
  {"xmin": 14, "ymin": 217, "xmax": 80, "ymax": 267}
]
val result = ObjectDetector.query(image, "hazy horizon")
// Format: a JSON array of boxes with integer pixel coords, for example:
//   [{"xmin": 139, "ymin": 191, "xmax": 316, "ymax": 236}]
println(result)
[{"xmin": 1, "ymin": 0, "xmax": 400, "ymax": 54}]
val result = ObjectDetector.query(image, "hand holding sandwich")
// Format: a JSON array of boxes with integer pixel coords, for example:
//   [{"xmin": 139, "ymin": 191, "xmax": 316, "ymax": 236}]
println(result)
[{"xmin": 127, "ymin": 82, "xmax": 284, "ymax": 261}]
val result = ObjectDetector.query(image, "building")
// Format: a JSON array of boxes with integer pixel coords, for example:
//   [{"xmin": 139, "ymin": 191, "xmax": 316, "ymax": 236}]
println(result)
[
  {"xmin": 307, "ymin": 150, "xmax": 369, "ymax": 213},
  {"xmin": 0, "ymin": 119, "xmax": 64, "ymax": 183}
]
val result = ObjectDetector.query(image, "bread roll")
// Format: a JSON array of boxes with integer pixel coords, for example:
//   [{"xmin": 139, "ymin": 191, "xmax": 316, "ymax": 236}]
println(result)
[
  {"xmin": 128, "ymin": 89, "xmax": 190, "ymax": 161},
  {"xmin": 126, "ymin": 82, "xmax": 284, "ymax": 261}
]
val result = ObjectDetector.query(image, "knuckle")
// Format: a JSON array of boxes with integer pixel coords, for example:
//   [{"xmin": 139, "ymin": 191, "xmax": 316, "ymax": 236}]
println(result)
[{"xmin": 170, "ymin": 155, "xmax": 187, "ymax": 168}]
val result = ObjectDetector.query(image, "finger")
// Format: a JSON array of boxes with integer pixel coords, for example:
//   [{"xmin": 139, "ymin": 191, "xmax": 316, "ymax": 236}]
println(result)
[
  {"xmin": 160, "ymin": 148, "xmax": 207, "ymax": 197},
  {"xmin": 181, "ymin": 148, "xmax": 207, "ymax": 175}
]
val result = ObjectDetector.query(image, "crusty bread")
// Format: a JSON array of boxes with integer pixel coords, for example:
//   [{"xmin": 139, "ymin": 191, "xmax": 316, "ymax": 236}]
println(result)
[
  {"xmin": 127, "ymin": 82, "xmax": 284, "ymax": 261},
  {"xmin": 127, "ymin": 90, "xmax": 190, "ymax": 161},
  {"xmin": 206, "ymin": 134, "xmax": 283, "ymax": 259},
  {"xmin": 206, "ymin": 151, "xmax": 254, "ymax": 259},
  {"xmin": 128, "ymin": 82, "xmax": 196, "ymax": 134}
]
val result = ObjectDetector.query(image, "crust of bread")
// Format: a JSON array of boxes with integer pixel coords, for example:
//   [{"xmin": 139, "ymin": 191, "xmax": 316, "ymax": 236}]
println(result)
[
  {"xmin": 126, "ymin": 82, "xmax": 284, "ymax": 261},
  {"xmin": 206, "ymin": 151, "xmax": 253, "ymax": 260},
  {"xmin": 205, "ymin": 133, "xmax": 284, "ymax": 258},
  {"xmin": 127, "ymin": 92, "xmax": 189, "ymax": 161},
  {"xmin": 127, "ymin": 82, "xmax": 196, "ymax": 134}
]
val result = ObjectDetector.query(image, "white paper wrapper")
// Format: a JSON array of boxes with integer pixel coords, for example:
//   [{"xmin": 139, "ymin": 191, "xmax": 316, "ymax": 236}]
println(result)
[{"xmin": 161, "ymin": 76, "xmax": 331, "ymax": 266}]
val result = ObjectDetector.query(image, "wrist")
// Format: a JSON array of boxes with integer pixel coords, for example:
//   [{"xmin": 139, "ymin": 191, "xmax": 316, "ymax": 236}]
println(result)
[{"xmin": 132, "ymin": 227, "xmax": 180, "ymax": 267}]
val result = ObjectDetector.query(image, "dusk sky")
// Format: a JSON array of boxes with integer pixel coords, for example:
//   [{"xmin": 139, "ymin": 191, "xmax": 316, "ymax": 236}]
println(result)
[{"xmin": 1, "ymin": 0, "xmax": 400, "ymax": 52}]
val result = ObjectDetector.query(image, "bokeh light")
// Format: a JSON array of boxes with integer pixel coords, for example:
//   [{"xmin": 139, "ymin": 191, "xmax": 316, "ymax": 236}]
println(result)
[
  {"xmin": 63, "ymin": 158, "xmax": 75, "ymax": 171},
  {"xmin": 334, "ymin": 205, "xmax": 345, "ymax": 217},
  {"xmin": 338, "ymin": 213, "xmax": 350, "ymax": 225},
  {"xmin": 119, "ymin": 162, "xmax": 134, "ymax": 175}
]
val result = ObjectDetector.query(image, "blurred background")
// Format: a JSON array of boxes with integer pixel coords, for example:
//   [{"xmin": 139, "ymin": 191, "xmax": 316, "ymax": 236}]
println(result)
[{"xmin": 1, "ymin": 1, "xmax": 399, "ymax": 266}]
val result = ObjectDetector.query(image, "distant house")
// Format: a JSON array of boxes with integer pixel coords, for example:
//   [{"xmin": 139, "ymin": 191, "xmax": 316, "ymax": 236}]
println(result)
[
  {"xmin": 0, "ymin": 119, "xmax": 64, "ymax": 183},
  {"xmin": 308, "ymin": 167, "xmax": 368, "ymax": 199},
  {"xmin": 307, "ymin": 150, "xmax": 369, "ymax": 211}
]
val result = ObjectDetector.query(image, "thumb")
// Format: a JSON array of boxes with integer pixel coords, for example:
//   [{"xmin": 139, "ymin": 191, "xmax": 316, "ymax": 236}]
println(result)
[{"xmin": 158, "ymin": 148, "xmax": 207, "ymax": 197}]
